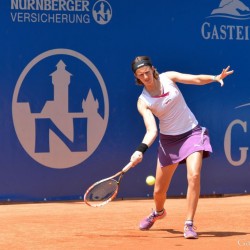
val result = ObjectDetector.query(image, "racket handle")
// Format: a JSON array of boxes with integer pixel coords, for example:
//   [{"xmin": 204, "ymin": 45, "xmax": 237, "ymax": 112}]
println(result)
[{"xmin": 122, "ymin": 162, "xmax": 134, "ymax": 173}]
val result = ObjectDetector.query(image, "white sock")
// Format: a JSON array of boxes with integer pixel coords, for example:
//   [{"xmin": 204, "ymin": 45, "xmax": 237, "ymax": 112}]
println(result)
[
  {"xmin": 156, "ymin": 209, "xmax": 164, "ymax": 215},
  {"xmin": 185, "ymin": 220, "xmax": 193, "ymax": 225}
]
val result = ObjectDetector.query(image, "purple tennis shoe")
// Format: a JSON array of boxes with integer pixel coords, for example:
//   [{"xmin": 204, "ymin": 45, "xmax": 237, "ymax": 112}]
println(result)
[
  {"xmin": 139, "ymin": 209, "xmax": 166, "ymax": 230},
  {"xmin": 184, "ymin": 221, "xmax": 198, "ymax": 239}
]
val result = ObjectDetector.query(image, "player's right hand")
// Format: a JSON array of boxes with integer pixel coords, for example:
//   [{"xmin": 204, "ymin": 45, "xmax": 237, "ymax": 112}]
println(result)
[{"xmin": 130, "ymin": 151, "xmax": 143, "ymax": 166}]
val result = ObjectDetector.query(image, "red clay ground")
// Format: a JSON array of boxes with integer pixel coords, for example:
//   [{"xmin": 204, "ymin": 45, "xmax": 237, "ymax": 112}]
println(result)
[{"xmin": 0, "ymin": 195, "xmax": 249, "ymax": 249}]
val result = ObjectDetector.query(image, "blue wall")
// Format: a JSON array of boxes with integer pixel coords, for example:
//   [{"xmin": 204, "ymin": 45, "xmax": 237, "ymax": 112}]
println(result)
[{"xmin": 0, "ymin": 0, "xmax": 249, "ymax": 201}]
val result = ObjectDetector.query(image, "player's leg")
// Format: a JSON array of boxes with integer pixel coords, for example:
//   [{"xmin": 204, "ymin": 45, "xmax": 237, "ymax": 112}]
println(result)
[
  {"xmin": 184, "ymin": 150, "xmax": 203, "ymax": 239},
  {"xmin": 139, "ymin": 159, "xmax": 178, "ymax": 230},
  {"xmin": 186, "ymin": 151, "xmax": 203, "ymax": 219},
  {"xmin": 154, "ymin": 159, "xmax": 178, "ymax": 212}
]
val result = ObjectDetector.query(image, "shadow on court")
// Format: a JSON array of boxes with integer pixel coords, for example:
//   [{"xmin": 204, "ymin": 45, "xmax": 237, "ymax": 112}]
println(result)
[{"xmin": 164, "ymin": 229, "xmax": 250, "ymax": 238}]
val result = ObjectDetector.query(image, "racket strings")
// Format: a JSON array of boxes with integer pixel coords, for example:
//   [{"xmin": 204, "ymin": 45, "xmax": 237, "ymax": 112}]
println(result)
[{"xmin": 85, "ymin": 179, "xmax": 118, "ymax": 202}]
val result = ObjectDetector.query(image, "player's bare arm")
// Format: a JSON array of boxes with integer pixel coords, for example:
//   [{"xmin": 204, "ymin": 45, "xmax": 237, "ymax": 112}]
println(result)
[
  {"xmin": 130, "ymin": 99, "xmax": 158, "ymax": 166},
  {"xmin": 165, "ymin": 66, "xmax": 234, "ymax": 87},
  {"xmin": 137, "ymin": 98, "xmax": 158, "ymax": 147}
]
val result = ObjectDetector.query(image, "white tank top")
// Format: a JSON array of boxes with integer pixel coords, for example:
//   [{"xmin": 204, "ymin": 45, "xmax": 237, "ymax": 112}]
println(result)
[{"xmin": 139, "ymin": 72, "xmax": 198, "ymax": 135}]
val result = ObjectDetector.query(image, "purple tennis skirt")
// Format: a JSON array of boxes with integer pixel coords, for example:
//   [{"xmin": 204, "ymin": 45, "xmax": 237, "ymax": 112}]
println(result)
[{"xmin": 158, "ymin": 125, "xmax": 212, "ymax": 167}]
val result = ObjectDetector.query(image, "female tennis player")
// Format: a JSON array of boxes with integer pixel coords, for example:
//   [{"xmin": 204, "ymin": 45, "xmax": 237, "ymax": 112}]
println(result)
[{"xmin": 130, "ymin": 56, "xmax": 234, "ymax": 239}]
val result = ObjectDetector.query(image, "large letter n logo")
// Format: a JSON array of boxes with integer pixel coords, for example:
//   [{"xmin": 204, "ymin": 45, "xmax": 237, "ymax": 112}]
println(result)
[{"xmin": 35, "ymin": 118, "xmax": 87, "ymax": 153}]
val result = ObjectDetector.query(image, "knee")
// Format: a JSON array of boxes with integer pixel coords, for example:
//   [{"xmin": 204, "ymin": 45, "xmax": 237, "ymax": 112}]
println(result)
[
  {"xmin": 187, "ymin": 173, "xmax": 200, "ymax": 187},
  {"xmin": 153, "ymin": 186, "xmax": 167, "ymax": 197}
]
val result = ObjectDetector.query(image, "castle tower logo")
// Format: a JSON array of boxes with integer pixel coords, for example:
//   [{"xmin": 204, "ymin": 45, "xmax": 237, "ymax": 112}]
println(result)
[
  {"xmin": 12, "ymin": 49, "xmax": 109, "ymax": 169},
  {"xmin": 209, "ymin": 0, "xmax": 250, "ymax": 19},
  {"xmin": 92, "ymin": 0, "xmax": 112, "ymax": 25}
]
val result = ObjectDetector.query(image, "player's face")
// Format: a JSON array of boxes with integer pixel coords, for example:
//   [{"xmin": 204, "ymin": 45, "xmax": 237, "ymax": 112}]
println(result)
[{"xmin": 135, "ymin": 66, "xmax": 154, "ymax": 85}]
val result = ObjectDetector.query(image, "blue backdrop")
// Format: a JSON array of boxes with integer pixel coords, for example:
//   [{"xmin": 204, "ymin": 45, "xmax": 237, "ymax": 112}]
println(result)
[{"xmin": 0, "ymin": 0, "xmax": 249, "ymax": 202}]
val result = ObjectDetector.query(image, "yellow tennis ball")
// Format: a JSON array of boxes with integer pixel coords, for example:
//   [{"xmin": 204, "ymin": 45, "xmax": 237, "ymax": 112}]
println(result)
[{"xmin": 146, "ymin": 176, "xmax": 155, "ymax": 186}]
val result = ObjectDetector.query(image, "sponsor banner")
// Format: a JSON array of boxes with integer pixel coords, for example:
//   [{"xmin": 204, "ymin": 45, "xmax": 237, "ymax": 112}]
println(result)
[{"xmin": 0, "ymin": 0, "xmax": 249, "ymax": 201}]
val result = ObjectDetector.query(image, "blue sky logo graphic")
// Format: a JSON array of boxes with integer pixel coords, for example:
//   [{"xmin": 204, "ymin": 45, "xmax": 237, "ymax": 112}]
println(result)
[
  {"xmin": 208, "ymin": 0, "xmax": 250, "ymax": 20},
  {"xmin": 12, "ymin": 49, "xmax": 109, "ymax": 169}
]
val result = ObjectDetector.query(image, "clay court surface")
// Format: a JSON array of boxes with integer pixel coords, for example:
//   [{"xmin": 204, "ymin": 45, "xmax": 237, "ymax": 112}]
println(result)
[{"xmin": 0, "ymin": 195, "xmax": 249, "ymax": 250}]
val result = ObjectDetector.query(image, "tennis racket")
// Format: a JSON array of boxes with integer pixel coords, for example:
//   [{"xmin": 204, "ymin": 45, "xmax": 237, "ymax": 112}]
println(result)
[{"xmin": 84, "ymin": 162, "xmax": 133, "ymax": 207}]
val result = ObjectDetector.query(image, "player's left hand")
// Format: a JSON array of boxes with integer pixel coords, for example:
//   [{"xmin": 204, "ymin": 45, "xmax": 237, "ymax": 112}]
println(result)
[{"xmin": 216, "ymin": 66, "xmax": 234, "ymax": 87}]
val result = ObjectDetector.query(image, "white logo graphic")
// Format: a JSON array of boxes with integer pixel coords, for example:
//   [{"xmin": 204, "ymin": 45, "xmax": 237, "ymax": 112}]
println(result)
[
  {"xmin": 235, "ymin": 103, "xmax": 250, "ymax": 109},
  {"xmin": 12, "ymin": 49, "xmax": 109, "ymax": 169},
  {"xmin": 201, "ymin": 0, "xmax": 250, "ymax": 40},
  {"xmin": 224, "ymin": 103, "xmax": 249, "ymax": 166},
  {"xmin": 92, "ymin": 0, "xmax": 112, "ymax": 25},
  {"xmin": 209, "ymin": 0, "xmax": 250, "ymax": 19}
]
